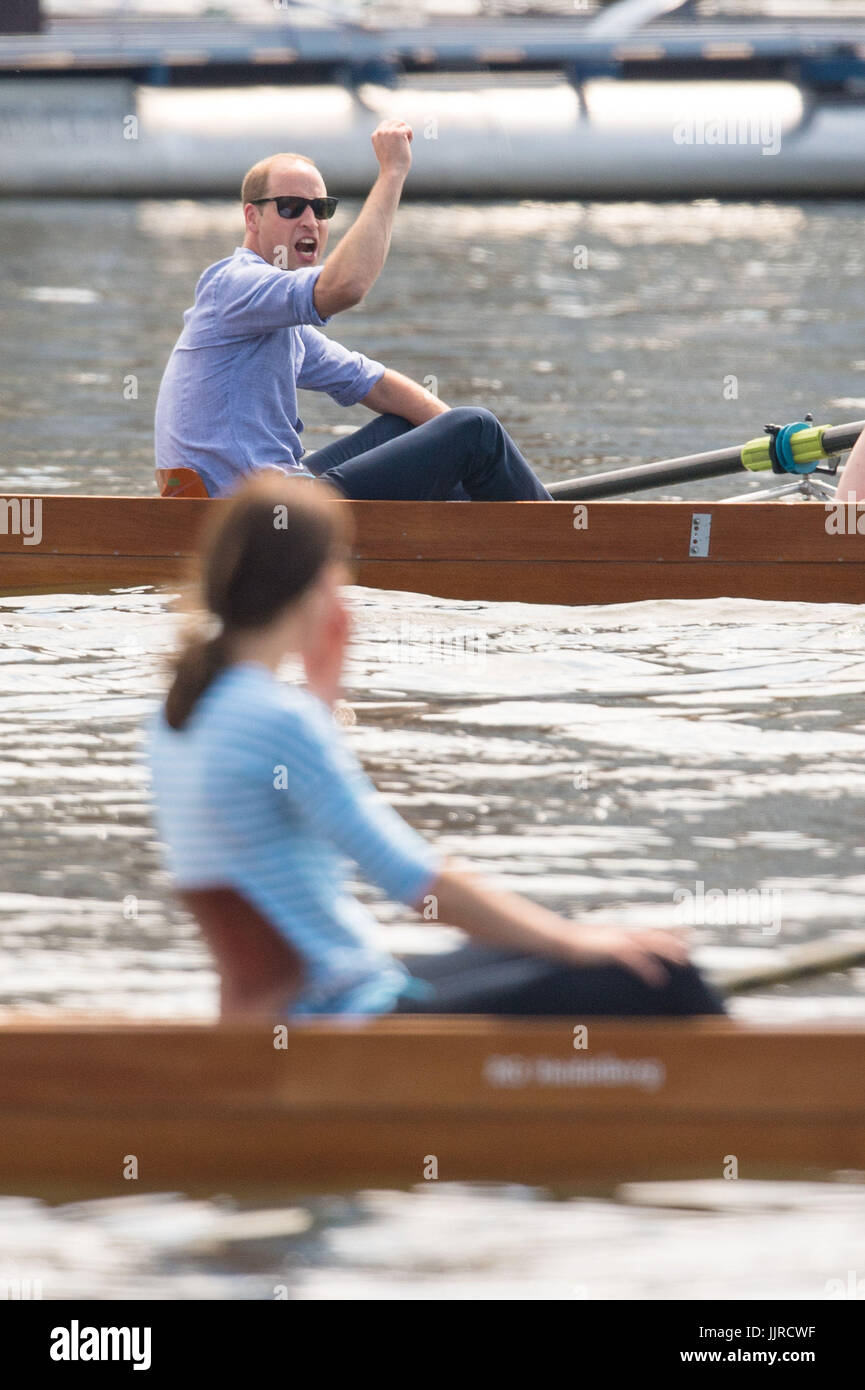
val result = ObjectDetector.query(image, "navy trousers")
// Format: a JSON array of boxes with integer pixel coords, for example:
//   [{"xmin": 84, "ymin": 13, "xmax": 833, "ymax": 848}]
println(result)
[
  {"xmin": 302, "ymin": 406, "xmax": 553, "ymax": 501},
  {"xmin": 394, "ymin": 944, "xmax": 726, "ymax": 1016}
]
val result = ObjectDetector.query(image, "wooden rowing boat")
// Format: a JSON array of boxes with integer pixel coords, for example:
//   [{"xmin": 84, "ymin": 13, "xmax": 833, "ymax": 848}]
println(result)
[
  {"xmin": 2, "ymin": 494, "xmax": 865, "ymax": 606},
  {"xmin": 1, "ymin": 1018, "xmax": 863, "ymax": 1194}
]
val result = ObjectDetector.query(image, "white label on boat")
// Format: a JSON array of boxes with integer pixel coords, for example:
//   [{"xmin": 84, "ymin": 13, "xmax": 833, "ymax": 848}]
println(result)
[
  {"xmin": 689, "ymin": 512, "xmax": 712, "ymax": 558},
  {"xmin": 483, "ymin": 1053, "xmax": 666, "ymax": 1093}
]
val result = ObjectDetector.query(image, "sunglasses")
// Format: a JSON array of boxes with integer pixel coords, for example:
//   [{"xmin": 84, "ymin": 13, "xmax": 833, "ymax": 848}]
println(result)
[{"xmin": 250, "ymin": 196, "xmax": 339, "ymax": 220}]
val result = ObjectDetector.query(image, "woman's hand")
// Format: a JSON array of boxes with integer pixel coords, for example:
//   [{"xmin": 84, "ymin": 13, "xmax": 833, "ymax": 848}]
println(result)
[
  {"xmin": 565, "ymin": 925, "xmax": 690, "ymax": 986},
  {"xmin": 428, "ymin": 867, "xmax": 692, "ymax": 988}
]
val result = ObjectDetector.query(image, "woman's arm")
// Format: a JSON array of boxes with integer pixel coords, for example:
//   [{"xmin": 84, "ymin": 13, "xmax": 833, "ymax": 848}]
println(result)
[{"xmin": 422, "ymin": 865, "xmax": 689, "ymax": 986}]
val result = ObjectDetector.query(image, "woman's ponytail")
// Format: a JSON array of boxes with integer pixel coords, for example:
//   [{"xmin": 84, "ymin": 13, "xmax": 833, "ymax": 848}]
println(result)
[
  {"xmin": 163, "ymin": 474, "xmax": 351, "ymax": 731},
  {"xmin": 164, "ymin": 628, "xmax": 229, "ymax": 731}
]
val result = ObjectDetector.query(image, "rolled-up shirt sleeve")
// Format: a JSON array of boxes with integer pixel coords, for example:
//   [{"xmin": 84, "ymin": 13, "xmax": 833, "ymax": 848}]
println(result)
[
  {"xmin": 275, "ymin": 694, "xmax": 440, "ymax": 908},
  {"xmin": 217, "ymin": 261, "xmax": 330, "ymax": 335},
  {"xmin": 296, "ymin": 325, "xmax": 386, "ymax": 406}
]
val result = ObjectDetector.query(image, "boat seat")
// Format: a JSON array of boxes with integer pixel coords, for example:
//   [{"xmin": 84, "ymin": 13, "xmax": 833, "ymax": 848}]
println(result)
[
  {"xmin": 179, "ymin": 887, "xmax": 304, "ymax": 1019},
  {"xmin": 156, "ymin": 468, "xmax": 211, "ymax": 499}
]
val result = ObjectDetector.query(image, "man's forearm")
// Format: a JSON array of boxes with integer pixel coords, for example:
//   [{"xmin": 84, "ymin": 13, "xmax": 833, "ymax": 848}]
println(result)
[
  {"xmin": 314, "ymin": 171, "xmax": 406, "ymax": 317},
  {"xmin": 360, "ymin": 368, "xmax": 450, "ymax": 425}
]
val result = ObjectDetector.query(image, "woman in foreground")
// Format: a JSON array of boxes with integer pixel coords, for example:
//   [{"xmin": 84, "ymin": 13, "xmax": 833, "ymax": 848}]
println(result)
[{"xmin": 149, "ymin": 474, "xmax": 725, "ymax": 1020}]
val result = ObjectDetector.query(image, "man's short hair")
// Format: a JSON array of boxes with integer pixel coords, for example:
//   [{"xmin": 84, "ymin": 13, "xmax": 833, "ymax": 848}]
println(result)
[{"xmin": 241, "ymin": 153, "xmax": 320, "ymax": 206}]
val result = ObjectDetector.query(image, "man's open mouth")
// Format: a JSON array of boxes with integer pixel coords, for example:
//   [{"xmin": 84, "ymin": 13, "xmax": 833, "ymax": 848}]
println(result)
[{"xmin": 295, "ymin": 238, "xmax": 317, "ymax": 260}]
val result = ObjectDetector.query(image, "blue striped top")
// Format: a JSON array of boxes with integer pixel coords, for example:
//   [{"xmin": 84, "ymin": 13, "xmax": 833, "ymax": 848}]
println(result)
[{"xmin": 148, "ymin": 663, "xmax": 441, "ymax": 1014}]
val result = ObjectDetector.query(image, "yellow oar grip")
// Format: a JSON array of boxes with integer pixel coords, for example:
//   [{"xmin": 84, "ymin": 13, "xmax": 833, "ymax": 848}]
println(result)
[
  {"xmin": 741, "ymin": 437, "xmax": 773, "ymax": 472},
  {"xmin": 741, "ymin": 424, "xmax": 829, "ymax": 473},
  {"xmin": 788, "ymin": 423, "xmax": 830, "ymax": 465}
]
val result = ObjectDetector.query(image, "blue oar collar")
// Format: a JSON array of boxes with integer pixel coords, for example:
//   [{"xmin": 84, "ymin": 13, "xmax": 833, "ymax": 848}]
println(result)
[{"xmin": 768, "ymin": 420, "xmax": 818, "ymax": 474}]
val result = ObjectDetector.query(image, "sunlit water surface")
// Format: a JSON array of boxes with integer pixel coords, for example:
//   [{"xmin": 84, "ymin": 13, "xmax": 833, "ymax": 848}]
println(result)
[
  {"xmin": 2, "ymin": 197, "xmax": 865, "ymax": 1299},
  {"xmin": 2, "ymin": 587, "xmax": 865, "ymax": 1299}
]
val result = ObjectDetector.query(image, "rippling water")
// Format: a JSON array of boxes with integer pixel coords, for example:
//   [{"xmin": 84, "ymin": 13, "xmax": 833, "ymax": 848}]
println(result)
[
  {"xmin": 2, "ymin": 586, "xmax": 865, "ymax": 1297},
  {"xmin": 3, "ymin": 584, "xmax": 865, "ymax": 1018},
  {"xmin": 2, "ymin": 198, "xmax": 865, "ymax": 1299}
]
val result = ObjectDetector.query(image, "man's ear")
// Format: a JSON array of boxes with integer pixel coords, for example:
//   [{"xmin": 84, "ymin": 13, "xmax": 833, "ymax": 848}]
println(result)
[{"xmin": 243, "ymin": 203, "xmax": 258, "ymax": 236}]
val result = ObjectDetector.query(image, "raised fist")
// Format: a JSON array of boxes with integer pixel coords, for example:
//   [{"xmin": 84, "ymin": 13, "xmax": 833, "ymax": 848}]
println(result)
[{"xmin": 371, "ymin": 119, "xmax": 413, "ymax": 176}]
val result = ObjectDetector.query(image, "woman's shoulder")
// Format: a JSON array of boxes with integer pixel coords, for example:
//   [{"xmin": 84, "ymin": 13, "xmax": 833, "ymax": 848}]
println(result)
[
  {"xmin": 150, "ymin": 666, "xmax": 331, "ymax": 748},
  {"xmin": 207, "ymin": 665, "xmax": 332, "ymax": 737}
]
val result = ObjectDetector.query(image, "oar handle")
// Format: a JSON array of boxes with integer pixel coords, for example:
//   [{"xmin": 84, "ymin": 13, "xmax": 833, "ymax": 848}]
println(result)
[
  {"xmin": 548, "ymin": 418, "xmax": 865, "ymax": 501},
  {"xmin": 718, "ymin": 934, "xmax": 865, "ymax": 996}
]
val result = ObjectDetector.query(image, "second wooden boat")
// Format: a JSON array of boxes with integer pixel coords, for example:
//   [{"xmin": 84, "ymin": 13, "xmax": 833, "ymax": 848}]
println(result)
[
  {"xmin": 0, "ymin": 1018, "xmax": 863, "ymax": 1195},
  {"xmin": 3, "ymin": 495, "xmax": 865, "ymax": 606}
]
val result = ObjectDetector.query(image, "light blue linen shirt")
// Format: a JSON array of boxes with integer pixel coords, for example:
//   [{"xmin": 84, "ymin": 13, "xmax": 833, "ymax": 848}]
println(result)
[
  {"xmin": 154, "ymin": 248, "xmax": 386, "ymax": 496},
  {"xmin": 148, "ymin": 664, "xmax": 440, "ymax": 1015}
]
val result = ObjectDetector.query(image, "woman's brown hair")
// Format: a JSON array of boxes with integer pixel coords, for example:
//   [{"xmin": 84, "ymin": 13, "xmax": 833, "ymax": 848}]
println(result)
[{"xmin": 164, "ymin": 473, "xmax": 352, "ymax": 731}]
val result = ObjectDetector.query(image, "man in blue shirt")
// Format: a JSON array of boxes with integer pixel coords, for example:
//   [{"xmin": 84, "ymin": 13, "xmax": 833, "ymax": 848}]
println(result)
[{"xmin": 154, "ymin": 119, "xmax": 552, "ymax": 502}]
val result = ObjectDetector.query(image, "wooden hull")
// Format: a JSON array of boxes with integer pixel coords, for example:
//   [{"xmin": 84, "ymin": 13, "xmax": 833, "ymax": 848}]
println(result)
[
  {"xmin": 1, "ymin": 1019, "xmax": 864, "ymax": 1194},
  {"xmin": 2, "ymin": 495, "xmax": 865, "ymax": 605}
]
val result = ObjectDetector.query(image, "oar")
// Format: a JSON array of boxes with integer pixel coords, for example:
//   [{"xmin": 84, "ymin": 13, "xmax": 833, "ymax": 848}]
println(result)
[
  {"xmin": 548, "ymin": 418, "xmax": 865, "ymax": 501},
  {"xmin": 708, "ymin": 933, "xmax": 865, "ymax": 997}
]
